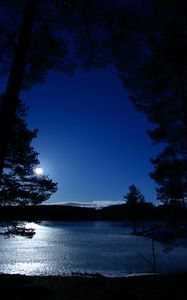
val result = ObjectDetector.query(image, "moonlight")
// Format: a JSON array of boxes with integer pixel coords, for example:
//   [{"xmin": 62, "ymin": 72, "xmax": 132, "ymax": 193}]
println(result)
[{"xmin": 34, "ymin": 167, "xmax": 44, "ymax": 176}]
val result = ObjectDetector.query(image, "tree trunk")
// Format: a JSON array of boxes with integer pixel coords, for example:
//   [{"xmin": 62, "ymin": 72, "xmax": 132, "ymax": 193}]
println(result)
[
  {"xmin": 179, "ymin": 78, "xmax": 187, "ymax": 153},
  {"xmin": 151, "ymin": 227, "xmax": 156, "ymax": 273},
  {"xmin": 132, "ymin": 219, "xmax": 137, "ymax": 234},
  {"xmin": 0, "ymin": 0, "xmax": 37, "ymax": 180}
]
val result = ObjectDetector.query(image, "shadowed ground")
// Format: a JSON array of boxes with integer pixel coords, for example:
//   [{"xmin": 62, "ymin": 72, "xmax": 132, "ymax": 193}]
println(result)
[{"xmin": 0, "ymin": 272, "xmax": 187, "ymax": 300}]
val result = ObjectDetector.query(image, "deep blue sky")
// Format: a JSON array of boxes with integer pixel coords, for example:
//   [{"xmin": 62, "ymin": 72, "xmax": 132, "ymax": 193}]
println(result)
[{"xmin": 22, "ymin": 66, "xmax": 160, "ymax": 206}]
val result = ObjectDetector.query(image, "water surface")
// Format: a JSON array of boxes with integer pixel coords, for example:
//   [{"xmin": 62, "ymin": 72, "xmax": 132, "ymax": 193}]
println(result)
[{"xmin": 0, "ymin": 221, "xmax": 187, "ymax": 276}]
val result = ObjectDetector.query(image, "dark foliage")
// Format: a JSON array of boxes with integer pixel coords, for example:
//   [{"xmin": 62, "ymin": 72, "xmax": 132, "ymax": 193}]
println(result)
[
  {"xmin": 0, "ymin": 98, "xmax": 58, "ymax": 206},
  {"xmin": 150, "ymin": 147, "xmax": 187, "ymax": 205},
  {"xmin": 112, "ymin": 0, "xmax": 187, "ymax": 205},
  {"xmin": 0, "ymin": 1, "xmax": 186, "ymax": 208},
  {"xmin": 0, "ymin": 0, "xmax": 129, "ymax": 172}
]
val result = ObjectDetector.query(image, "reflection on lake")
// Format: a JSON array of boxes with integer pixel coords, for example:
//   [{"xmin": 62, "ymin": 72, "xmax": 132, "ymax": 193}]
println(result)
[{"xmin": 0, "ymin": 221, "xmax": 187, "ymax": 276}]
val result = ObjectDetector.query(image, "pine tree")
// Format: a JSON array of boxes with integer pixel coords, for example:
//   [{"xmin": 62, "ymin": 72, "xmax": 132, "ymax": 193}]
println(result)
[
  {"xmin": 115, "ymin": 0, "xmax": 187, "ymax": 153},
  {"xmin": 124, "ymin": 184, "xmax": 145, "ymax": 233},
  {"xmin": 0, "ymin": 97, "xmax": 58, "ymax": 206},
  {"xmin": 113, "ymin": 0, "xmax": 187, "ymax": 205},
  {"xmin": 124, "ymin": 184, "xmax": 145, "ymax": 205},
  {"xmin": 150, "ymin": 147, "xmax": 187, "ymax": 206}
]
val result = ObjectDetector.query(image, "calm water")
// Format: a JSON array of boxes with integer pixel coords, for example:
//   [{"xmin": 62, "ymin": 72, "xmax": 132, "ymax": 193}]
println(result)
[{"xmin": 0, "ymin": 221, "xmax": 187, "ymax": 276}]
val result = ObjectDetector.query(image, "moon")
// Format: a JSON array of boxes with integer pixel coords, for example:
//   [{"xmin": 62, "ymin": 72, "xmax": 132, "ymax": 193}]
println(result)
[{"xmin": 34, "ymin": 167, "xmax": 44, "ymax": 176}]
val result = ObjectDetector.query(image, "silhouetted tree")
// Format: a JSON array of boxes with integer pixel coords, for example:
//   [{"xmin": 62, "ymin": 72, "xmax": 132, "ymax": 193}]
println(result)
[
  {"xmin": 116, "ymin": 0, "xmax": 187, "ymax": 154},
  {"xmin": 124, "ymin": 184, "xmax": 145, "ymax": 234},
  {"xmin": 0, "ymin": 97, "xmax": 58, "ymax": 206},
  {"xmin": 111, "ymin": 0, "xmax": 187, "ymax": 207},
  {"xmin": 124, "ymin": 185, "xmax": 145, "ymax": 204},
  {"xmin": 2, "ymin": 1, "xmax": 186, "ymax": 200},
  {"xmin": 150, "ymin": 146, "xmax": 187, "ymax": 207},
  {"xmin": 0, "ymin": 0, "xmax": 75, "ymax": 177},
  {"xmin": 0, "ymin": 0, "xmax": 129, "ymax": 177}
]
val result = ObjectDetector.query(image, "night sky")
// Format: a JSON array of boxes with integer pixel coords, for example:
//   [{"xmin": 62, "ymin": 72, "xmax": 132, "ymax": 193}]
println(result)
[{"xmin": 21, "ymin": 66, "xmax": 160, "ymax": 207}]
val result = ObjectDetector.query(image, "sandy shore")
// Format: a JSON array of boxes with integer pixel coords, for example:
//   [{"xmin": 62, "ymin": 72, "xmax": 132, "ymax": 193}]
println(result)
[{"xmin": 0, "ymin": 272, "xmax": 187, "ymax": 300}]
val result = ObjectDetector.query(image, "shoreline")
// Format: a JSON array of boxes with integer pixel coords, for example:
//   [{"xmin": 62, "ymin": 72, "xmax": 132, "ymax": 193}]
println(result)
[{"xmin": 0, "ymin": 272, "xmax": 187, "ymax": 300}]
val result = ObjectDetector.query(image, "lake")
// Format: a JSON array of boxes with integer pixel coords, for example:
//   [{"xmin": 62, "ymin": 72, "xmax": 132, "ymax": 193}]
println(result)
[{"xmin": 0, "ymin": 221, "xmax": 187, "ymax": 277}]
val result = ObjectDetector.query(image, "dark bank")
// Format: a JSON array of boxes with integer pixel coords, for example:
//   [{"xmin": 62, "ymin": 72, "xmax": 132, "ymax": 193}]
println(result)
[{"xmin": 0, "ymin": 272, "xmax": 187, "ymax": 300}]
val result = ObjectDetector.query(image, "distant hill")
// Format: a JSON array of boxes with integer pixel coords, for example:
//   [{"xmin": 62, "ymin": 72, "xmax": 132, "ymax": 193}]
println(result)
[
  {"xmin": 0, "ymin": 203, "xmax": 186, "ymax": 221},
  {"xmin": 49, "ymin": 201, "xmax": 124, "ymax": 209}
]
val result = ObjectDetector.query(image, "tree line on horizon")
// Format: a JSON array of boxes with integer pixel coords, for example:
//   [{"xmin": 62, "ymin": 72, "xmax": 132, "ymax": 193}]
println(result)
[
  {"xmin": 0, "ymin": 0, "xmax": 186, "ymax": 209},
  {"xmin": 0, "ymin": 200, "xmax": 186, "ymax": 223}
]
